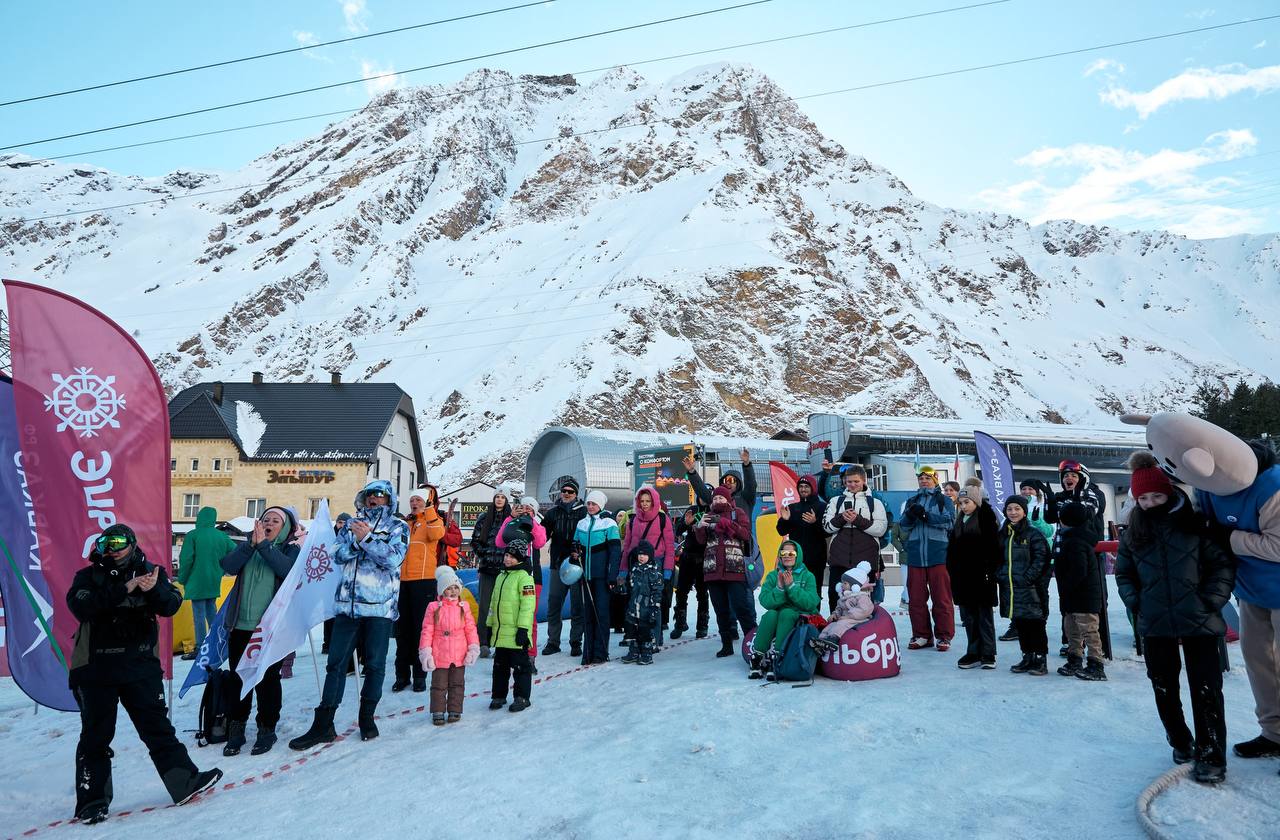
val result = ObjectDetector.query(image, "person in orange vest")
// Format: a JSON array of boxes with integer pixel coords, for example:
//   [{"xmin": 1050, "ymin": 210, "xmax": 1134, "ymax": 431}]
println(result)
[{"xmin": 393, "ymin": 486, "xmax": 450, "ymax": 693}]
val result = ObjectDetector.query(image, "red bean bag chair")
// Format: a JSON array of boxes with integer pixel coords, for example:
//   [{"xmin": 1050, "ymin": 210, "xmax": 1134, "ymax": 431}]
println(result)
[{"xmin": 816, "ymin": 605, "xmax": 901, "ymax": 681}]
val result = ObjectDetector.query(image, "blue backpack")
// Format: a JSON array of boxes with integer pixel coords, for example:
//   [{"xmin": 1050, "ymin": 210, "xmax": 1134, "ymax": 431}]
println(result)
[{"xmin": 773, "ymin": 621, "xmax": 820, "ymax": 685}]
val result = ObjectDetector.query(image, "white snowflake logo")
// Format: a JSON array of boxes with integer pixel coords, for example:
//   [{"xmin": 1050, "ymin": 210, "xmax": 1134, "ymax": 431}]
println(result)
[{"xmin": 42, "ymin": 367, "xmax": 126, "ymax": 438}]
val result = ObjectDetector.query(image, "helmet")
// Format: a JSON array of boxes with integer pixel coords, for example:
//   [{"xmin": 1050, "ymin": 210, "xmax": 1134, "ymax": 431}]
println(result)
[{"xmin": 559, "ymin": 559, "xmax": 583, "ymax": 586}]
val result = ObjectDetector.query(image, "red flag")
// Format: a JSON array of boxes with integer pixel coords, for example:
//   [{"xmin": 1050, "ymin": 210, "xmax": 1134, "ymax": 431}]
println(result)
[
  {"xmin": 3, "ymin": 281, "xmax": 174, "ymax": 679},
  {"xmin": 768, "ymin": 461, "xmax": 801, "ymax": 513}
]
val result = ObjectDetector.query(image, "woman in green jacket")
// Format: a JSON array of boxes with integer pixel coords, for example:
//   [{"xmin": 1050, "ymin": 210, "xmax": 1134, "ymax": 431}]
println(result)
[{"xmin": 750, "ymin": 540, "xmax": 820, "ymax": 679}]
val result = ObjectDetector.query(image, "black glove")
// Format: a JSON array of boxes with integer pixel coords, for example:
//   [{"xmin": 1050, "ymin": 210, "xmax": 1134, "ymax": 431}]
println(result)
[
  {"xmin": 515, "ymin": 628, "xmax": 530, "ymax": 649},
  {"xmin": 853, "ymin": 513, "xmax": 872, "ymax": 530},
  {"xmin": 908, "ymin": 503, "xmax": 926, "ymax": 521}
]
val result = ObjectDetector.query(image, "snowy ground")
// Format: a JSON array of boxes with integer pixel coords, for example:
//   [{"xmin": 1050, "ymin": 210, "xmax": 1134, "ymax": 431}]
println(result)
[{"xmin": 2, "ymin": 582, "xmax": 1276, "ymax": 840}]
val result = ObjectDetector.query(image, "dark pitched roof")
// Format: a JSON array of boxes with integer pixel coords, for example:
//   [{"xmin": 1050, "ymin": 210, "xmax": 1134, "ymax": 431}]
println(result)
[{"xmin": 168, "ymin": 381, "xmax": 424, "ymax": 471}]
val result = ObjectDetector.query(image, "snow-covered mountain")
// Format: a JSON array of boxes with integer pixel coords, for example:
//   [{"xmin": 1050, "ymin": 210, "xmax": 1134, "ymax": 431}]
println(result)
[{"xmin": 3, "ymin": 63, "xmax": 1278, "ymax": 487}]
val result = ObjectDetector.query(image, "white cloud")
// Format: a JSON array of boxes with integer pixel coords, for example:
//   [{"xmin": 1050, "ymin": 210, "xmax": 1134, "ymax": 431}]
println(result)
[
  {"xmin": 977, "ymin": 130, "xmax": 1266, "ymax": 238},
  {"xmin": 293, "ymin": 30, "xmax": 318, "ymax": 46},
  {"xmin": 1100, "ymin": 64, "xmax": 1280, "ymax": 118},
  {"xmin": 361, "ymin": 59, "xmax": 401, "ymax": 96},
  {"xmin": 1256, "ymin": 40, "xmax": 1268, "ymax": 50},
  {"xmin": 342, "ymin": 0, "xmax": 369, "ymax": 34},
  {"xmin": 1185, "ymin": 8, "xmax": 1215, "ymax": 19},
  {"xmin": 1084, "ymin": 58, "xmax": 1125, "ymax": 77}
]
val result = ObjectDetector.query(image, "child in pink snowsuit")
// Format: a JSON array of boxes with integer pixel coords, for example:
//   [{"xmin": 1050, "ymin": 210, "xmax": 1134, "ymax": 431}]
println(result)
[
  {"xmin": 419, "ymin": 566, "xmax": 480, "ymax": 726},
  {"xmin": 819, "ymin": 562, "xmax": 876, "ymax": 642}
]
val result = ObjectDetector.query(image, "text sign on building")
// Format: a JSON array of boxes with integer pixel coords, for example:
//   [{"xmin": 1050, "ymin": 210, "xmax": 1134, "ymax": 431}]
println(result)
[
  {"xmin": 459, "ymin": 502, "xmax": 489, "ymax": 530},
  {"xmin": 268, "ymin": 469, "xmax": 336, "ymax": 484},
  {"xmin": 633, "ymin": 445, "xmax": 696, "ymax": 509}
]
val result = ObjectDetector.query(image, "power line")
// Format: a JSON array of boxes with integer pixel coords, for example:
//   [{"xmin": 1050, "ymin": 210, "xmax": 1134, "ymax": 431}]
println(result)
[
  {"xmin": 0, "ymin": 0, "xmax": 774, "ymax": 152},
  {"xmin": 0, "ymin": 1, "xmax": 555, "ymax": 108},
  {"xmin": 9, "ymin": 13, "xmax": 1278, "ymax": 227},
  {"xmin": 16, "ymin": 0, "xmax": 1013, "ymax": 165}
]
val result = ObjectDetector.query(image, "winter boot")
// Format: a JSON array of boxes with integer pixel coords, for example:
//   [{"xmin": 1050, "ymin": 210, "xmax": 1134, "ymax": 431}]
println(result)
[
  {"xmin": 412, "ymin": 675, "xmax": 427, "ymax": 693},
  {"xmin": 391, "ymin": 677, "xmax": 410, "ymax": 693},
  {"xmin": 639, "ymin": 649, "xmax": 654, "ymax": 665},
  {"xmin": 981, "ymin": 657, "xmax": 997, "ymax": 669},
  {"xmin": 999, "ymin": 625, "xmax": 1019, "ymax": 642},
  {"xmin": 1193, "ymin": 761, "xmax": 1226, "ymax": 785},
  {"xmin": 77, "ymin": 805, "xmax": 109, "ymax": 825},
  {"xmin": 696, "ymin": 610, "xmax": 710, "ymax": 639},
  {"xmin": 1057, "ymin": 655, "xmax": 1084, "ymax": 677},
  {"xmin": 671, "ymin": 606, "xmax": 688, "ymax": 640},
  {"xmin": 249, "ymin": 725, "xmax": 277, "ymax": 756},
  {"xmin": 447, "ymin": 713, "xmax": 461, "ymax": 724},
  {"xmin": 1233, "ymin": 735, "xmax": 1280, "ymax": 758},
  {"xmin": 509, "ymin": 697, "xmax": 531, "ymax": 713},
  {"xmin": 175, "ymin": 768, "xmax": 224, "ymax": 806},
  {"xmin": 716, "ymin": 639, "xmax": 736, "ymax": 658},
  {"xmin": 432, "ymin": 713, "xmax": 446, "ymax": 726},
  {"xmin": 748, "ymin": 651, "xmax": 765, "ymax": 679},
  {"xmin": 288, "ymin": 707, "xmax": 337, "ymax": 750},
  {"xmin": 622, "ymin": 642, "xmax": 641, "ymax": 664},
  {"xmin": 223, "ymin": 721, "xmax": 247, "ymax": 756},
  {"xmin": 1171, "ymin": 743, "xmax": 1194, "ymax": 765},
  {"xmin": 1009, "ymin": 653, "xmax": 1035, "ymax": 674},
  {"xmin": 1027, "ymin": 654, "xmax": 1048, "ymax": 676},
  {"xmin": 570, "ymin": 643, "xmax": 582, "ymax": 657},
  {"xmin": 489, "ymin": 698, "xmax": 506, "ymax": 710},
  {"xmin": 358, "ymin": 699, "xmax": 379, "ymax": 741},
  {"xmin": 1076, "ymin": 659, "xmax": 1108, "ymax": 681},
  {"xmin": 541, "ymin": 643, "xmax": 561, "ymax": 656},
  {"xmin": 957, "ymin": 654, "xmax": 982, "ymax": 669}
]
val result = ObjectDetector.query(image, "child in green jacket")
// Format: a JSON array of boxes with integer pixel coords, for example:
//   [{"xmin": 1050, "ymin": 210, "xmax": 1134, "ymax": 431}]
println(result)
[
  {"xmin": 751, "ymin": 540, "xmax": 820, "ymax": 679},
  {"xmin": 487, "ymin": 541, "xmax": 537, "ymax": 712}
]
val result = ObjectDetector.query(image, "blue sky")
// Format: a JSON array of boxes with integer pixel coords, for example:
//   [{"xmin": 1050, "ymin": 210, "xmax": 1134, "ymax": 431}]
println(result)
[{"xmin": 2, "ymin": 0, "xmax": 1277, "ymax": 238}]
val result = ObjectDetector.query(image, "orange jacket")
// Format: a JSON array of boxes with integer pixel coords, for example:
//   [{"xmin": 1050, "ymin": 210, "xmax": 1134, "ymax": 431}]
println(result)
[{"xmin": 403, "ymin": 508, "xmax": 447, "ymax": 581}]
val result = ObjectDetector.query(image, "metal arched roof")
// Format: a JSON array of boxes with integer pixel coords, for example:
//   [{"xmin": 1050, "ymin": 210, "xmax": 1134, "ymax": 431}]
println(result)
[{"xmin": 525, "ymin": 426, "xmax": 810, "ymax": 511}]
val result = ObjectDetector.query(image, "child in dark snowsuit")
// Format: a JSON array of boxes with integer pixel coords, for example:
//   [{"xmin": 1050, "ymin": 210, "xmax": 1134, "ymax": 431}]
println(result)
[{"xmin": 622, "ymin": 541, "xmax": 664, "ymax": 665}]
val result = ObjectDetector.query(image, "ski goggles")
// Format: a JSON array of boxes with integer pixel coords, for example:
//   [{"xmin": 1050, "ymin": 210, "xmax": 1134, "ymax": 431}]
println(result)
[
  {"xmin": 1058, "ymin": 460, "xmax": 1085, "ymax": 474},
  {"xmin": 95, "ymin": 533, "xmax": 134, "ymax": 553}
]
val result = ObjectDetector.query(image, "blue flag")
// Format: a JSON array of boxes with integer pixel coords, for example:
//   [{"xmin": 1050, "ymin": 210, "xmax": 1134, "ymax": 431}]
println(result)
[
  {"xmin": 974, "ymin": 430, "xmax": 1015, "ymax": 524},
  {"xmin": 178, "ymin": 597, "xmax": 231, "ymax": 699},
  {"xmin": 0, "ymin": 376, "xmax": 76, "ymax": 711}
]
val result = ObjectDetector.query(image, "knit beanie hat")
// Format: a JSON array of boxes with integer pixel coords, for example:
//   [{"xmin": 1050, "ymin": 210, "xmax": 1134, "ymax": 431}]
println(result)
[
  {"xmin": 585, "ymin": 490, "xmax": 608, "ymax": 509},
  {"xmin": 842, "ymin": 561, "xmax": 872, "ymax": 588},
  {"xmin": 1004, "ymin": 495, "xmax": 1030, "ymax": 518},
  {"xmin": 435, "ymin": 565, "xmax": 461, "ymax": 594},
  {"xmin": 958, "ymin": 484, "xmax": 984, "ymax": 506},
  {"xmin": 560, "ymin": 477, "xmax": 581, "ymax": 494},
  {"xmin": 504, "ymin": 539, "xmax": 529, "ymax": 560},
  {"xmin": 797, "ymin": 475, "xmax": 816, "ymax": 492},
  {"xmin": 712, "ymin": 485, "xmax": 735, "ymax": 503},
  {"xmin": 1128, "ymin": 451, "xmax": 1174, "ymax": 498}
]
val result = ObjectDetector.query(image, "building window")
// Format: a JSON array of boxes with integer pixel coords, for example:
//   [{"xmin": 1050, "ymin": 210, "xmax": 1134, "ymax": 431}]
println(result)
[
  {"xmin": 309, "ymin": 498, "xmax": 324, "ymax": 518},
  {"xmin": 869, "ymin": 464, "xmax": 889, "ymax": 492},
  {"xmin": 409, "ymin": 471, "xmax": 415, "ymax": 492},
  {"xmin": 170, "ymin": 459, "xmax": 177, "ymax": 471},
  {"xmin": 183, "ymin": 494, "xmax": 201, "ymax": 518},
  {"xmin": 394, "ymin": 458, "xmax": 403, "ymax": 501},
  {"xmin": 246, "ymin": 498, "xmax": 267, "ymax": 519},
  {"xmin": 213, "ymin": 458, "xmax": 222, "ymax": 472},
  {"xmin": 190, "ymin": 458, "xmax": 200, "ymax": 472}
]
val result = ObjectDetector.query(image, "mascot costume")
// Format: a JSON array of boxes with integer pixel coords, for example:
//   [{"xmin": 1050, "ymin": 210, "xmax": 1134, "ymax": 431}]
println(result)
[{"xmin": 1122, "ymin": 412, "xmax": 1280, "ymax": 765}]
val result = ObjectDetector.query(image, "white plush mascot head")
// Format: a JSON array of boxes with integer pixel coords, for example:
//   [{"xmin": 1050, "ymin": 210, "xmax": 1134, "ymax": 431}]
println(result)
[{"xmin": 1120, "ymin": 412, "xmax": 1257, "ymax": 497}]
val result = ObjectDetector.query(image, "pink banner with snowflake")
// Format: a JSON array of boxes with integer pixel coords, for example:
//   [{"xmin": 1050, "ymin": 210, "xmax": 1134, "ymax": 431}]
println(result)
[
  {"xmin": 235, "ymin": 500, "xmax": 340, "ymax": 699},
  {"xmin": 2, "ymin": 280, "xmax": 174, "ymax": 680}
]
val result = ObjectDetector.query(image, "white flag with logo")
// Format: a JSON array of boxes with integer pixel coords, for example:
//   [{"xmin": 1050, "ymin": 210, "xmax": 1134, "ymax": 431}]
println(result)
[{"xmin": 236, "ymin": 500, "xmax": 340, "ymax": 699}]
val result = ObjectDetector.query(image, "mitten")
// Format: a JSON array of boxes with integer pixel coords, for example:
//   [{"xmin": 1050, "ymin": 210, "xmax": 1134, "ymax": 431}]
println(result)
[
  {"xmin": 418, "ymin": 649, "xmax": 435, "ymax": 672},
  {"xmin": 515, "ymin": 628, "xmax": 530, "ymax": 649},
  {"xmin": 908, "ymin": 503, "xmax": 926, "ymax": 520},
  {"xmin": 464, "ymin": 644, "xmax": 479, "ymax": 667},
  {"xmin": 853, "ymin": 514, "xmax": 872, "ymax": 529}
]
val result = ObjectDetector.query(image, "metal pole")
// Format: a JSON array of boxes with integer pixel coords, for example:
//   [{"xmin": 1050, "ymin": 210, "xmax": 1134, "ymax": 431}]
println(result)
[
  {"xmin": 167, "ymin": 678, "xmax": 174, "ymax": 720},
  {"xmin": 307, "ymin": 632, "xmax": 323, "ymax": 697}
]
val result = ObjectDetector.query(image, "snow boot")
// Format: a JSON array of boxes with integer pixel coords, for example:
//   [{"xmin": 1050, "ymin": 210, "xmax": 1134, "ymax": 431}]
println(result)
[
  {"xmin": 447, "ymin": 713, "xmax": 461, "ymax": 724},
  {"xmin": 999, "ymin": 625, "xmax": 1019, "ymax": 642},
  {"xmin": 509, "ymin": 697, "xmax": 531, "ymax": 713},
  {"xmin": 1027, "ymin": 654, "xmax": 1048, "ymax": 676},
  {"xmin": 77, "ymin": 805, "xmax": 109, "ymax": 825},
  {"xmin": 222, "ymin": 721, "xmax": 246, "ymax": 756},
  {"xmin": 489, "ymin": 698, "xmax": 506, "ymax": 710},
  {"xmin": 716, "ymin": 639, "xmax": 735, "ymax": 658},
  {"xmin": 249, "ymin": 725, "xmax": 276, "ymax": 756},
  {"xmin": 1233, "ymin": 735, "xmax": 1280, "ymax": 758},
  {"xmin": 1193, "ymin": 761, "xmax": 1226, "ymax": 785},
  {"xmin": 541, "ymin": 643, "xmax": 561, "ymax": 656},
  {"xmin": 748, "ymin": 651, "xmax": 765, "ymax": 679},
  {"xmin": 622, "ymin": 642, "xmax": 641, "ymax": 664},
  {"xmin": 639, "ymin": 650, "xmax": 654, "ymax": 665},
  {"xmin": 570, "ymin": 643, "xmax": 582, "ymax": 657},
  {"xmin": 1057, "ymin": 655, "xmax": 1084, "ymax": 677},
  {"xmin": 1171, "ymin": 743, "xmax": 1194, "ymax": 765},
  {"xmin": 696, "ymin": 611, "xmax": 709, "ymax": 638},
  {"xmin": 1009, "ymin": 653, "xmax": 1036, "ymax": 674},
  {"xmin": 289, "ymin": 707, "xmax": 336, "ymax": 750},
  {"xmin": 391, "ymin": 678, "xmax": 410, "ymax": 693},
  {"xmin": 981, "ymin": 657, "xmax": 997, "ymax": 669},
  {"xmin": 1076, "ymin": 659, "xmax": 1107, "ymax": 681},
  {"xmin": 176, "ymin": 768, "xmax": 224, "ymax": 806},
  {"xmin": 358, "ymin": 700, "xmax": 379, "ymax": 741},
  {"xmin": 412, "ymin": 675, "xmax": 427, "ymax": 693},
  {"xmin": 671, "ymin": 606, "xmax": 688, "ymax": 640},
  {"xmin": 432, "ymin": 713, "xmax": 446, "ymax": 726}
]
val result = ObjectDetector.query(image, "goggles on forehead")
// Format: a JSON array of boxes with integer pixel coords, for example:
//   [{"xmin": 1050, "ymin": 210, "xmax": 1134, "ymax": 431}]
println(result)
[
  {"xmin": 1059, "ymin": 460, "xmax": 1084, "ymax": 473},
  {"xmin": 96, "ymin": 533, "xmax": 134, "ymax": 552}
]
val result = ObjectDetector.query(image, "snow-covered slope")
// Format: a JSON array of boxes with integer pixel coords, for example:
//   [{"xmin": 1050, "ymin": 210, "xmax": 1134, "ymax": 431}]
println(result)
[{"xmin": 3, "ymin": 63, "xmax": 1277, "ymax": 486}]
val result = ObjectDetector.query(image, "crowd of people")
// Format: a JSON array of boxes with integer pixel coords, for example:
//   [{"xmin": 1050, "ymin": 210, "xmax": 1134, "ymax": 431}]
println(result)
[{"xmin": 65, "ymin": 437, "xmax": 1280, "ymax": 821}]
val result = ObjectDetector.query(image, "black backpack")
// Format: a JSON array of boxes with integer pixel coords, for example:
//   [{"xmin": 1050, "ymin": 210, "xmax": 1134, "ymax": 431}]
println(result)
[{"xmin": 196, "ymin": 669, "xmax": 235, "ymax": 747}]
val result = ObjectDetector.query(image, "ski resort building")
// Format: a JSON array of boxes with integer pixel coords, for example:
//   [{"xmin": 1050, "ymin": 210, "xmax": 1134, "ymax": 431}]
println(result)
[
  {"xmin": 524, "ymin": 427, "xmax": 810, "ymax": 512},
  {"xmin": 167, "ymin": 373, "xmax": 426, "ymax": 527}
]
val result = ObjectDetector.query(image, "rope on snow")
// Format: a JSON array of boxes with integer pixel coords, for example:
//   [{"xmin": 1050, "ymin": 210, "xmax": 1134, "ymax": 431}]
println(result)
[{"xmin": 1135, "ymin": 763, "xmax": 1192, "ymax": 840}]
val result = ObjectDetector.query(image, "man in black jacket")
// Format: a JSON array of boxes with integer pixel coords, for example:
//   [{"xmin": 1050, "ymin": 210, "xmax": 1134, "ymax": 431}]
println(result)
[
  {"xmin": 776, "ymin": 475, "xmax": 829, "ymax": 603},
  {"xmin": 540, "ymin": 478, "xmax": 587, "ymax": 656},
  {"xmin": 684, "ymin": 449, "xmax": 758, "ymax": 512},
  {"xmin": 67, "ymin": 524, "xmax": 222, "ymax": 824},
  {"xmin": 671, "ymin": 504, "xmax": 710, "ymax": 639}
]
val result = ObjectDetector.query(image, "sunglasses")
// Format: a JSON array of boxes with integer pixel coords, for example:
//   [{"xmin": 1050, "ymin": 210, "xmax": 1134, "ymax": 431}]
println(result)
[
  {"xmin": 779, "ymin": 551, "xmax": 797, "ymax": 557},
  {"xmin": 96, "ymin": 534, "xmax": 134, "ymax": 552},
  {"xmin": 561, "ymin": 488, "xmax": 577, "ymax": 495}
]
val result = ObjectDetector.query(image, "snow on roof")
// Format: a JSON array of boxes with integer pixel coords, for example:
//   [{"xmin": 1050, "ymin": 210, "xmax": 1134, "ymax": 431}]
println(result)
[
  {"xmin": 557, "ymin": 426, "xmax": 809, "ymax": 453},
  {"xmin": 235, "ymin": 400, "xmax": 267, "ymax": 458},
  {"xmin": 819, "ymin": 414, "xmax": 1147, "ymax": 447}
]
